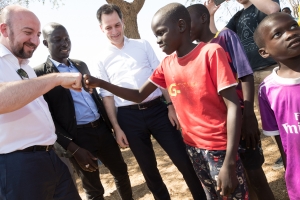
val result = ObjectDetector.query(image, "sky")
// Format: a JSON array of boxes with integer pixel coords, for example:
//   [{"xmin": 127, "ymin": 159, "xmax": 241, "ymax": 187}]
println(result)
[
  {"xmin": 27, "ymin": 0, "xmax": 188, "ymax": 68},
  {"xmin": 26, "ymin": 0, "xmax": 290, "ymax": 68}
]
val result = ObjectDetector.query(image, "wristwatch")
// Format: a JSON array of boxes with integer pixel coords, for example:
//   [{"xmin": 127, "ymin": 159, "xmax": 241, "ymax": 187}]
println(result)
[{"xmin": 166, "ymin": 102, "xmax": 173, "ymax": 107}]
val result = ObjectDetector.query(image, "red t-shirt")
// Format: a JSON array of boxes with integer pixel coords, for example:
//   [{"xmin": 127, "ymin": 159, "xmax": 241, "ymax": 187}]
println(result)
[{"xmin": 149, "ymin": 43, "xmax": 237, "ymax": 150}]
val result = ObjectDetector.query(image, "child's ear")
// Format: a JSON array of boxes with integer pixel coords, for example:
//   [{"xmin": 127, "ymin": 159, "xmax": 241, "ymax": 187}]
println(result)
[
  {"xmin": 201, "ymin": 13, "xmax": 208, "ymax": 24},
  {"xmin": 178, "ymin": 19, "xmax": 186, "ymax": 33},
  {"xmin": 258, "ymin": 48, "xmax": 270, "ymax": 58}
]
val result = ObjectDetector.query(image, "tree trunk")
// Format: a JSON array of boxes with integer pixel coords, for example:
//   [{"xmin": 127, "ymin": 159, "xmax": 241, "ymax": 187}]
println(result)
[{"xmin": 106, "ymin": 0, "xmax": 145, "ymax": 39}]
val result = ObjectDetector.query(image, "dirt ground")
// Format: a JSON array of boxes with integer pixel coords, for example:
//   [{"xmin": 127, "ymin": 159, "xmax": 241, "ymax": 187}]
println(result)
[
  {"xmin": 77, "ymin": 111, "xmax": 289, "ymax": 200},
  {"xmin": 77, "ymin": 135, "xmax": 288, "ymax": 200}
]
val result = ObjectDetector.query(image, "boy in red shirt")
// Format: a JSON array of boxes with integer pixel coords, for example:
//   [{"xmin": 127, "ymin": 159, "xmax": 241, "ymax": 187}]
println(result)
[{"xmin": 84, "ymin": 3, "xmax": 248, "ymax": 199}]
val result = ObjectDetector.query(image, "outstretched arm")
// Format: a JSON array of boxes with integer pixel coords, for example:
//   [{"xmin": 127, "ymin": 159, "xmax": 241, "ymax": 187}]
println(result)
[
  {"xmin": 84, "ymin": 74, "xmax": 157, "ymax": 103},
  {"xmin": 0, "ymin": 73, "xmax": 82, "ymax": 114},
  {"xmin": 217, "ymin": 86, "xmax": 242, "ymax": 196}
]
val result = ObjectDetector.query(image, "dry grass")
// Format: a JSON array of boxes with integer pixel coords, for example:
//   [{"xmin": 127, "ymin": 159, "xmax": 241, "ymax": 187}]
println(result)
[
  {"xmin": 77, "ymin": 134, "xmax": 288, "ymax": 200},
  {"xmin": 77, "ymin": 109, "xmax": 289, "ymax": 200}
]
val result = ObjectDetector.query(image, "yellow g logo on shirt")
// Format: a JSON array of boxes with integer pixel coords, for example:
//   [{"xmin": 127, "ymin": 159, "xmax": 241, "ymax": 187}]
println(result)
[{"xmin": 168, "ymin": 83, "xmax": 181, "ymax": 97}]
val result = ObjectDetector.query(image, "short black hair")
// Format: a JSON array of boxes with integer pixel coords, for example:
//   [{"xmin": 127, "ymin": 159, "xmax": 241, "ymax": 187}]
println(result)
[
  {"xmin": 42, "ymin": 22, "xmax": 66, "ymax": 40},
  {"xmin": 254, "ymin": 12, "xmax": 285, "ymax": 48},
  {"xmin": 96, "ymin": 4, "xmax": 122, "ymax": 24},
  {"xmin": 187, "ymin": 4, "xmax": 210, "ymax": 24},
  {"xmin": 153, "ymin": 3, "xmax": 191, "ymax": 29},
  {"xmin": 282, "ymin": 7, "xmax": 291, "ymax": 12}
]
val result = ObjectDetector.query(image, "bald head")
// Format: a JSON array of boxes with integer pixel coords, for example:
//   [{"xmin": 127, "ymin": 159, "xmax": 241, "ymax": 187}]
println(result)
[
  {"xmin": 42, "ymin": 22, "xmax": 66, "ymax": 40},
  {"xmin": 187, "ymin": 4, "xmax": 210, "ymax": 23},
  {"xmin": 0, "ymin": 5, "xmax": 41, "ymax": 62},
  {"xmin": 1, "ymin": 5, "xmax": 40, "ymax": 30},
  {"xmin": 152, "ymin": 3, "xmax": 191, "ymax": 30},
  {"xmin": 151, "ymin": 3, "xmax": 194, "ymax": 55},
  {"xmin": 42, "ymin": 22, "xmax": 71, "ymax": 64}
]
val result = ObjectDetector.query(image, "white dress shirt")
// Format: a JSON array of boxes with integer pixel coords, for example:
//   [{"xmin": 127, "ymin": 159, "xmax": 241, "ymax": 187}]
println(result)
[
  {"xmin": 91, "ymin": 37, "xmax": 161, "ymax": 107},
  {"xmin": 0, "ymin": 44, "xmax": 56, "ymax": 154}
]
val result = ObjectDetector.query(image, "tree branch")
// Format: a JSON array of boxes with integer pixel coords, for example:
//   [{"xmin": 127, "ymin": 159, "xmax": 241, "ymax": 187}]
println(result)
[
  {"xmin": 106, "ymin": 0, "xmax": 126, "ymax": 8},
  {"xmin": 132, "ymin": 0, "xmax": 145, "ymax": 14}
]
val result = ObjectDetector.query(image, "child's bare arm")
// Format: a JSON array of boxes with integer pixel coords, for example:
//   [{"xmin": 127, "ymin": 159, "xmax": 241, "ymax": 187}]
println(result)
[
  {"xmin": 83, "ymin": 74, "xmax": 157, "ymax": 103},
  {"xmin": 240, "ymin": 75, "xmax": 260, "ymax": 149},
  {"xmin": 218, "ymin": 86, "xmax": 242, "ymax": 196},
  {"xmin": 274, "ymin": 135, "xmax": 286, "ymax": 169}
]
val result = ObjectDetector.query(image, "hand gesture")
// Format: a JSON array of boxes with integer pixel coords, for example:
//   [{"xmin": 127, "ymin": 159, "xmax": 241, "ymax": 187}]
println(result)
[
  {"xmin": 73, "ymin": 147, "xmax": 98, "ymax": 172},
  {"xmin": 167, "ymin": 105, "xmax": 180, "ymax": 130},
  {"xmin": 205, "ymin": 0, "xmax": 221, "ymax": 16},
  {"xmin": 114, "ymin": 128, "xmax": 130, "ymax": 148},
  {"xmin": 59, "ymin": 72, "xmax": 82, "ymax": 92},
  {"xmin": 83, "ymin": 74, "xmax": 100, "ymax": 89},
  {"xmin": 217, "ymin": 163, "xmax": 238, "ymax": 196}
]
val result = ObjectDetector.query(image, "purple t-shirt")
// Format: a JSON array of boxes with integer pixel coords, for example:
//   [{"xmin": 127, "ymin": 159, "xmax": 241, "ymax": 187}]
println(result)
[
  {"xmin": 259, "ymin": 67, "xmax": 300, "ymax": 200},
  {"xmin": 211, "ymin": 29, "xmax": 253, "ymax": 107}
]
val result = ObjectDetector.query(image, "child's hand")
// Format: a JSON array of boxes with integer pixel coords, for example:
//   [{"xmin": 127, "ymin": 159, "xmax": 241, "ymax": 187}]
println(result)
[
  {"xmin": 167, "ymin": 105, "xmax": 181, "ymax": 130},
  {"xmin": 217, "ymin": 163, "xmax": 238, "ymax": 196},
  {"xmin": 241, "ymin": 113, "xmax": 260, "ymax": 149},
  {"xmin": 83, "ymin": 74, "xmax": 99, "ymax": 90}
]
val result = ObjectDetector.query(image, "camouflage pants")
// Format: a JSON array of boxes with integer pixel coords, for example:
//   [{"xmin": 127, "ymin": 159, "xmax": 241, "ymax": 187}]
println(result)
[{"xmin": 186, "ymin": 145, "xmax": 249, "ymax": 200}]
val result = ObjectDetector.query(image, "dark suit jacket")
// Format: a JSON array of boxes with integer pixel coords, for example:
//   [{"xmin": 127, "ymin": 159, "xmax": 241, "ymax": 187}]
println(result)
[{"xmin": 34, "ymin": 58, "xmax": 112, "ymax": 150}]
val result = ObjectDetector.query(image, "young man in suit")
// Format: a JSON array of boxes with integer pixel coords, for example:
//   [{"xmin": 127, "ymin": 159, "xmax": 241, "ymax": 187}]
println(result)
[{"xmin": 34, "ymin": 22, "xmax": 133, "ymax": 200}]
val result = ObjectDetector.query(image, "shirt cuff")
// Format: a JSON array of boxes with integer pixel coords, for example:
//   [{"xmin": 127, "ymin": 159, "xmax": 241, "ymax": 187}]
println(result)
[
  {"xmin": 263, "ymin": 130, "xmax": 280, "ymax": 136},
  {"xmin": 218, "ymin": 83, "xmax": 238, "ymax": 94},
  {"xmin": 148, "ymin": 78, "xmax": 166, "ymax": 89}
]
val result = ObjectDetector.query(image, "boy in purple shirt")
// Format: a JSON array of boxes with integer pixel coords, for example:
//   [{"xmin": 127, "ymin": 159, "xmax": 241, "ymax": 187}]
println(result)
[
  {"xmin": 187, "ymin": 4, "xmax": 274, "ymax": 200},
  {"xmin": 254, "ymin": 12, "xmax": 300, "ymax": 200}
]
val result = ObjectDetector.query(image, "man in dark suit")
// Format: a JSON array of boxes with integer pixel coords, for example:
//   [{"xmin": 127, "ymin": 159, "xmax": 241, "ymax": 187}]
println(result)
[{"xmin": 34, "ymin": 22, "xmax": 133, "ymax": 200}]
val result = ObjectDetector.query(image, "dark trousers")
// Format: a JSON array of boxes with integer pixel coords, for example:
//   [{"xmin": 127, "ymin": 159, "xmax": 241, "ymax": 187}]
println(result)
[
  {"xmin": 0, "ymin": 149, "xmax": 80, "ymax": 200},
  {"xmin": 117, "ymin": 102, "xmax": 206, "ymax": 200},
  {"xmin": 70, "ymin": 119, "xmax": 132, "ymax": 200}
]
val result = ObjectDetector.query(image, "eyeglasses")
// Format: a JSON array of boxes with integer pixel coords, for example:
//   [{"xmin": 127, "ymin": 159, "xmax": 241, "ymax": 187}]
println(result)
[{"xmin": 16, "ymin": 68, "xmax": 29, "ymax": 80}]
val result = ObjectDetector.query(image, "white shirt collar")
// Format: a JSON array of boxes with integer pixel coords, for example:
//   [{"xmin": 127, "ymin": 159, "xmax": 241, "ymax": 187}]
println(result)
[
  {"xmin": 272, "ymin": 66, "xmax": 300, "ymax": 85},
  {"xmin": 0, "ymin": 43, "xmax": 29, "ymax": 66},
  {"xmin": 49, "ymin": 56, "xmax": 71, "ymax": 67},
  {"xmin": 108, "ymin": 36, "xmax": 129, "ymax": 50},
  {"xmin": 0, "ymin": 44, "xmax": 12, "ymax": 58}
]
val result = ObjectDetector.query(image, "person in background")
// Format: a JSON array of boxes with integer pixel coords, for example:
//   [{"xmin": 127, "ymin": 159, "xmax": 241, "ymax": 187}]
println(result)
[
  {"xmin": 205, "ymin": 0, "xmax": 284, "ymax": 173},
  {"xmin": 187, "ymin": 4, "xmax": 274, "ymax": 200},
  {"xmin": 34, "ymin": 22, "xmax": 133, "ymax": 200},
  {"xmin": 254, "ymin": 12, "xmax": 300, "ymax": 200},
  {"xmin": 281, "ymin": 7, "xmax": 292, "ymax": 15}
]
